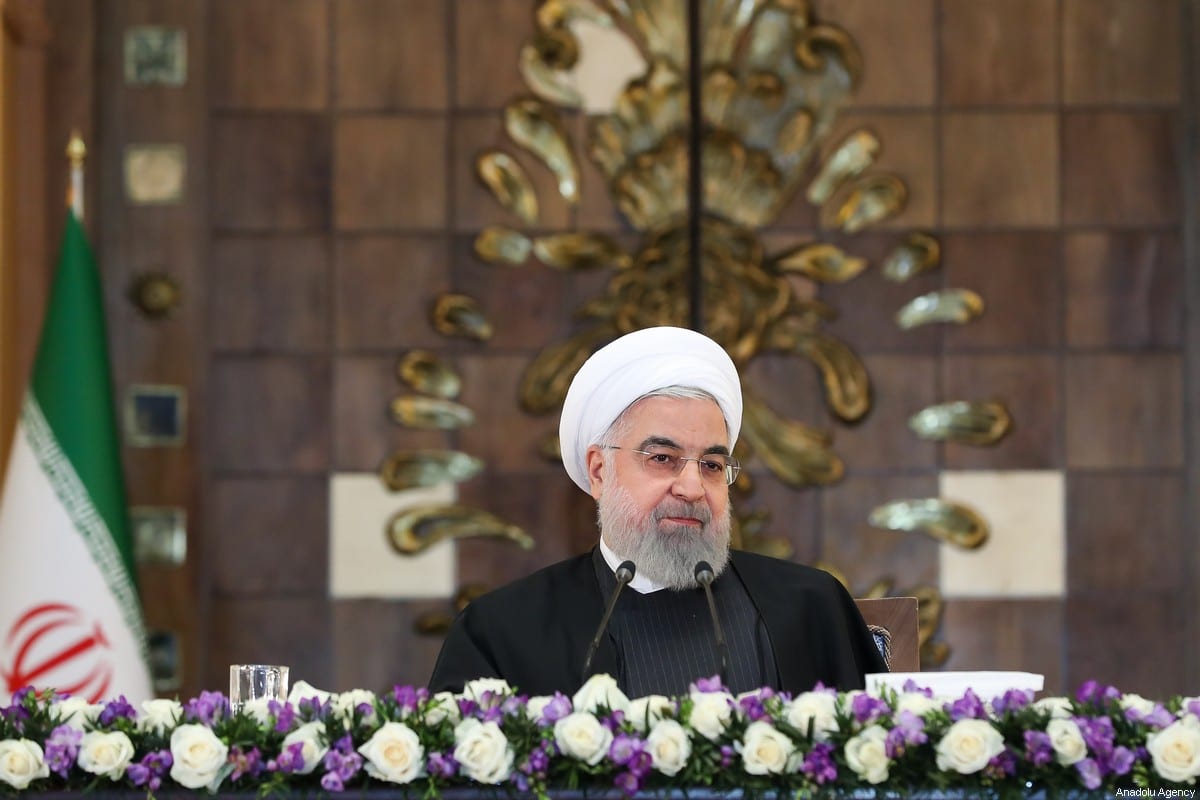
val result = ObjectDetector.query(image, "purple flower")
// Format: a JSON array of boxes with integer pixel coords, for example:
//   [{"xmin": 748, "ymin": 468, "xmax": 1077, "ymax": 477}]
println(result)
[
  {"xmin": 322, "ymin": 734, "xmax": 364, "ymax": 782},
  {"xmin": 1126, "ymin": 704, "xmax": 1174, "ymax": 729},
  {"xmin": 738, "ymin": 694, "xmax": 768, "ymax": 722},
  {"xmin": 44, "ymin": 725, "xmax": 82, "ymax": 778},
  {"xmin": 719, "ymin": 745, "xmax": 736, "ymax": 769},
  {"xmin": 272, "ymin": 741, "xmax": 308, "ymax": 774},
  {"xmin": 540, "ymin": 692, "xmax": 572, "ymax": 724},
  {"xmin": 801, "ymin": 742, "xmax": 838, "ymax": 785},
  {"xmin": 1109, "ymin": 746, "xmax": 1135, "ymax": 776},
  {"xmin": 985, "ymin": 748, "xmax": 1017, "ymax": 779},
  {"xmin": 1075, "ymin": 757, "xmax": 1102, "ymax": 790},
  {"xmin": 427, "ymin": 751, "xmax": 458, "ymax": 779},
  {"xmin": 501, "ymin": 696, "xmax": 524, "ymax": 717},
  {"xmin": 527, "ymin": 745, "xmax": 551, "ymax": 773},
  {"xmin": 184, "ymin": 690, "xmax": 229, "ymax": 725},
  {"xmin": 320, "ymin": 771, "xmax": 344, "ymax": 792},
  {"xmin": 901, "ymin": 680, "xmax": 933, "ymax": 697},
  {"xmin": 609, "ymin": 734, "xmax": 645, "ymax": 767},
  {"xmin": 614, "ymin": 770, "xmax": 642, "ymax": 796},
  {"xmin": 1024, "ymin": 730, "xmax": 1054, "ymax": 767},
  {"xmin": 97, "ymin": 695, "xmax": 137, "ymax": 727},
  {"xmin": 1076, "ymin": 716, "xmax": 1115, "ymax": 756},
  {"xmin": 600, "ymin": 710, "xmax": 626, "ymax": 732},
  {"xmin": 885, "ymin": 711, "xmax": 928, "ymax": 758},
  {"xmin": 128, "ymin": 750, "xmax": 172, "ymax": 791},
  {"xmin": 458, "ymin": 698, "xmax": 479, "ymax": 718},
  {"xmin": 392, "ymin": 685, "xmax": 428, "ymax": 713},
  {"xmin": 691, "ymin": 675, "xmax": 725, "ymax": 693},
  {"xmin": 1076, "ymin": 681, "xmax": 1121, "ymax": 707},
  {"xmin": 946, "ymin": 689, "xmax": 987, "ymax": 721},
  {"xmin": 297, "ymin": 695, "xmax": 330, "ymax": 720},
  {"xmin": 270, "ymin": 700, "xmax": 295, "ymax": 733},
  {"xmin": 992, "ymin": 689, "xmax": 1034, "ymax": 715},
  {"xmin": 229, "ymin": 745, "xmax": 264, "ymax": 782},
  {"xmin": 850, "ymin": 693, "xmax": 890, "ymax": 724},
  {"xmin": 1187, "ymin": 699, "xmax": 1200, "ymax": 718}
]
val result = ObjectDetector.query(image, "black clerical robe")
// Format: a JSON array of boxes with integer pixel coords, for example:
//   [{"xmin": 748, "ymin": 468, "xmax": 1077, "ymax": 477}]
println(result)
[{"xmin": 428, "ymin": 549, "xmax": 887, "ymax": 696}]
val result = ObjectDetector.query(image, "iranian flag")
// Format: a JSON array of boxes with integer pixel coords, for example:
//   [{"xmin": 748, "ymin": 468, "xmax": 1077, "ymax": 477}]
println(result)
[{"xmin": 0, "ymin": 211, "xmax": 152, "ymax": 704}]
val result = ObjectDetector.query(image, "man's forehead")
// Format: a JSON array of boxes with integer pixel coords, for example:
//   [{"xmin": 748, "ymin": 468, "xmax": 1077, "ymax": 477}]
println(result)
[{"xmin": 622, "ymin": 396, "xmax": 729, "ymax": 441}]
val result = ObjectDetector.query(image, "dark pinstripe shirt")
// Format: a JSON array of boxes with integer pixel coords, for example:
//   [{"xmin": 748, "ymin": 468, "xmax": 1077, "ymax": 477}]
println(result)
[{"xmin": 592, "ymin": 549, "xmax": 779, "ymax": 696}]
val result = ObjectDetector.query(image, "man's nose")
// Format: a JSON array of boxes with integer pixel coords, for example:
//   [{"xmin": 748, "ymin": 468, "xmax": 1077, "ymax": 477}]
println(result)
[{"xmin": 670, "ymin": 459, "xmax": 707, "ymax": 501}]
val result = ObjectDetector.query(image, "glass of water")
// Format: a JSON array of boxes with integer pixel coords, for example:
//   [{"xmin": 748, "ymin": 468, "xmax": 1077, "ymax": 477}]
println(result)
[{"xmin": 229, "ymin": 664, "xmax": 289, "ymax": 710}]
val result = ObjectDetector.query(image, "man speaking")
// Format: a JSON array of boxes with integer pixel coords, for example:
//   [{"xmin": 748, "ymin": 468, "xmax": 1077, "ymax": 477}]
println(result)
[{"xmin": 429, "ymin": 326, "xmax": 886, "ymax": 696}]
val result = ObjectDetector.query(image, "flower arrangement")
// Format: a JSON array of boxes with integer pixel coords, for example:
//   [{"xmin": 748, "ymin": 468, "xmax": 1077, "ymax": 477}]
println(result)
[{"xmin": 1, "ymin": 674, "xmax": 1198, "ymax": 797}]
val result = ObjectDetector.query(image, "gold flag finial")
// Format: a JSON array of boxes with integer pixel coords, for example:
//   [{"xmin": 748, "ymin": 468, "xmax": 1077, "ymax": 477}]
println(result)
[{"xmin": 65, "ymin": 130, "xmax": 86, "ymax": 219}]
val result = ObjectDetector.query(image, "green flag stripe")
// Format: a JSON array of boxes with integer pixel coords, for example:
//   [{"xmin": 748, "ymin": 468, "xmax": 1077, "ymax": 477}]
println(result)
[
  {"xmin": 29, "ymin": 211, "xmax": 137, "ymax": 584},
  {"xmin": 22, "ymin": 392, "xmax": 149, "ymax": 667}
]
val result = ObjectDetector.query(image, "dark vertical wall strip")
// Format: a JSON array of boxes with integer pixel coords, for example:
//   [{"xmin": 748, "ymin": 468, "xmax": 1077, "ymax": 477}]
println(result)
[{"xmin": 687, "ymin": 0, "xmax": 703, "ymax": 332}]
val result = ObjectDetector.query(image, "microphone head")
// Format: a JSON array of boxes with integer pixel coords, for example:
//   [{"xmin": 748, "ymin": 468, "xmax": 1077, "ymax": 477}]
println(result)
[
  {"xmin": 694, "ymin": 560, "xmax": 715, "ymax": 585},
  {"xmin": 615, "ymin": 560, "xmax": 636, "ymax": 584}
]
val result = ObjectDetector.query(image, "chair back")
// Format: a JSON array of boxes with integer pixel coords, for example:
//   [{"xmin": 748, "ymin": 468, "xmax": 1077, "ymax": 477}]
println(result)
[{"xmin": 854, "ymin": 596, "xmax": 920, "ymax": 673}]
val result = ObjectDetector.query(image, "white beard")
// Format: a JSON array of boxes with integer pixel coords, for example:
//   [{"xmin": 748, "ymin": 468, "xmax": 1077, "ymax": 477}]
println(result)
[{"xmin": 597, "ymin": 483, "xmax": 731, "ymax": 590}]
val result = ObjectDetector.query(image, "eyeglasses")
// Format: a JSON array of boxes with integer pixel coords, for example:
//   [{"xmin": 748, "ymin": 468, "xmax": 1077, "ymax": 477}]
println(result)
[{"xmin": 606, "ymin": 446, "xmax": 741, "ymax": 486}]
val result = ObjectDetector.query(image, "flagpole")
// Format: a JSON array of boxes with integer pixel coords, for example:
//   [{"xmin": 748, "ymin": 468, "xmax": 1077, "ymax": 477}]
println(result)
[{"xmin": 66, "ymin": 130, "xmax": 85, "ymax": 221}]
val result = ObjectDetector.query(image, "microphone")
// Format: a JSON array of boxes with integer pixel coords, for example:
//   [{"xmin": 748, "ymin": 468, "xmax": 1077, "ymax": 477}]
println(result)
[
  {"xmin": 581, "ymin": 560, "xmax": 635, "ymax": 683},
  {"xmin": 694, "ymin": 561, "xmax": 729, "ymax": 685}
]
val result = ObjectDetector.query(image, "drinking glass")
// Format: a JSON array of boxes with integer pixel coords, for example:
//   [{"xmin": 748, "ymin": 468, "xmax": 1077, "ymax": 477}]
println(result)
[{"xmin": 229, "ymin": 664, "xmax": 289, "ymax": 710}]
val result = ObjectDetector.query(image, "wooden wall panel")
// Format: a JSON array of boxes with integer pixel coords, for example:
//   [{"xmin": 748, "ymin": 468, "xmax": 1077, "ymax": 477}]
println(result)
[{"xmin": 35, "ymin": 0, "xmax": 1193, "ymax": 695}]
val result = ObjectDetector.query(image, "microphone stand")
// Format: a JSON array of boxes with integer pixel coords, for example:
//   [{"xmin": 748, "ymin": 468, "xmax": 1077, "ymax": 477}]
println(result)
[
  {"xmin": 581, "ymin": 560, "xmax": 635, "ymax": 683},
  {"xmin": 694, "ymin": 561, "xmax": 729, "ymax": 686}
]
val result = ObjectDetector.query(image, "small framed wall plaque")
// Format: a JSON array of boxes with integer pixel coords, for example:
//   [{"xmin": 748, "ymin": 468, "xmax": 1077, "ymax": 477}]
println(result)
[
  {"xmin": 124, "ymin": 26, "xmax": 187, "ymax": 86},
  {"xmin": 131, "ymin": 506, "xmax": 187, "ymax": 566},
  {"xmin": 124, "ymin": 384, "xmax": 187, "ymax": 447},
  {"xmin": 124, "ymin": 144, "xmax": 186, "ymax": 205}
]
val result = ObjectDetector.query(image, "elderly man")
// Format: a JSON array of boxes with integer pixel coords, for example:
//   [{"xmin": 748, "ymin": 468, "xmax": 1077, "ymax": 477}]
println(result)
[{"xmin": 428, "ymin": 326, "xmax": 886, "ymax": 697}]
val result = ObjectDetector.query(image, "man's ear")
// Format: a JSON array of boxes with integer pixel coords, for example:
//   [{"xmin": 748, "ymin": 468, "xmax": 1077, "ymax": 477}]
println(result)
[{"xmin": 585, "ymin": 446, "xmax": 606, "ymax": 500}]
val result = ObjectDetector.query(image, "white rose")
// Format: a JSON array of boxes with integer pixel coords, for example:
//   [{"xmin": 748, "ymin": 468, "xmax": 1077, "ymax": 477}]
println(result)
[
  {"xmin": 1120, "ymin": 693, "xmax": 1157, "ymax": 717},
  {"xmin": 688, "ymin": 691, "xmax": 734, "ymax": 741},
  {"xmin": 51, "ymin": 697, "xmax": 102, "ymax": 731},
  {"xmin": 282, "ymin": 721, "xmax": 329, "ymax": 775},
  {"xmin": 628, "ymin": 695, "xmax": 674, "ymax": 733},
  {"xmin": 77, "ymin": 731, "xmax": 135, "ymax": 780},
  {"xmin": 333, "ymin": 689, "xmax": 378, "ymax": 724},
  {"xmin": 845, "ymin": 725, "xmax": 891, "ymax": 784},
  {"xmin": 785, "ymin": 691, "xmax": 839, "ymax": 741},
  {"xmin": 646, "ymin": 719, "xmax": 691, "ymax": 776},
  {"xmin": 554, "ymin": 711, "xmax": 613, "ymax": 765},
  {"xmin": 896, "ymin": 692, "xmax": 941, "ymax": 718},
  {"xmin": 357, "ymin": 722, "xmax": 424, "ymax": 784},
  {"xmin": 461, "ymin": 678, "xmax": 512, "ymax": 702},
  {"xmin": 453, "ymin": 719, "xmax": 513, "ymax": 784},
  {"xmin": 572, "ymin": 673, "xmax": 630, "ymax": 715},
  {"xmin": 935, "ymin": 718, "xmax": 1005, "ymax": 775},
  {"xmin": 169, "ymin": 724, "xmax": 229, "ymax": 790},
  {"xmin": 287, "ymin": 679, "xmax": 332, "ymax": 707},
  {"xmin": 241, "ymin": 697, "xmax": 274, "ymax": 727},
  {"xmin": 0, "ymin": 740, "xmax": 49, "ymax": 790},
  {"xmin": 1033, "ymin": 696, "xmax": 1073, "ymax": 720},
  {"xmin": 1046, "ymin": 718, "xmax": 1088, "ymax": 766},
  {"xmin": 139, "ymin": 699, "xmax": 183, "ymax": 735},
  {"xmin": 738, "ymin": 721, "xmax": 794, "ymax": 775},
  {"xmin": 424, "ymin": 691, "xmax": 460, "ymax": 726},
  {"xmin": 1147, "ymin": 716, "xmax": 1200, "ymax": 784}
]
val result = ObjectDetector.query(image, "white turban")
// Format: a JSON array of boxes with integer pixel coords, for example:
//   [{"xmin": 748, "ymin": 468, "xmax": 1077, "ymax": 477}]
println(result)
[{"xmin": 558, "ymin": 326, "xmax": 742, "ymax": 493}]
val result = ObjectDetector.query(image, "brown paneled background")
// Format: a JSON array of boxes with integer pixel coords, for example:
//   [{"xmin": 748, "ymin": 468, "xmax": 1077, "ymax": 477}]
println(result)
[{"xmin": 3, "ymin": 0, "xmax": 1196, "ymax": 700}]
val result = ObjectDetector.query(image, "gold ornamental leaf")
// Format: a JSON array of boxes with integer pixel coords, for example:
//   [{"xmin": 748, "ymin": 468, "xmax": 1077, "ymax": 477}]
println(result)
[
  {"xmin": 388, "ymin": 504, "xmax": 534, "ymax": 556},
  {"xmin": 868, "ymin": 498, "xmax": 989, "ymax": 550},
  {"xmin": 396, "ymin": 350, "xmax": 461, "ymax": 399},
  {"xmin": 882, "ymin": 232, "xmax": 941, "ymax": 282},
  {"xmin": 475, "ymin": 151, "xmax": 539, "ymax": 224},
  {"xmin": 432, "ymin": 293, "xmax": 493, "ymax": 341},
  {"xmin": 825, "ymin": 173, "xmax": 907, "ymax": 233},
  {"xmin": 794, "ymin": 331, "xmax": 870, "ymax": 422},
  {"xmin": 519, "ymin": 33, "xmax": 583, "ymax": 108},
  {"xmin": 771, "ymin": 242, "xmax": 867, "ymax": 283},
  {"xmin": 908, "ymin": 400, "xmax": 1012, "ymax": 445},
  {"xmin": 505, "ymin": 97, "xmax": 580, "ymax": 204},
  {"xmin": 896, "ymin": 289, "xmax": 984, "ymax": 330},
  {"xmin": 740, "ymin": 392, "xmax": 843, "ymax": 487},
  {"xmin": 806, "ymin": 129, "xmax": 880, "ymax": 205},
  {"xmin": 379, "ymin": 450, "xmax": 485, "ymax": 490},
  {"xmin": 389, "ymin": 396, "xmax": 475, "ymax": 430},
  {"xmin": 533, "ymin": 232, "xmax": 631, "ymax": 270},
  {"xmin": 519, "ymin": 325, "xmax": 615, "ymax": 414},
  {"xmin": 475, "ymin": 225, "xmax": 533, "ymax": 265}
]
